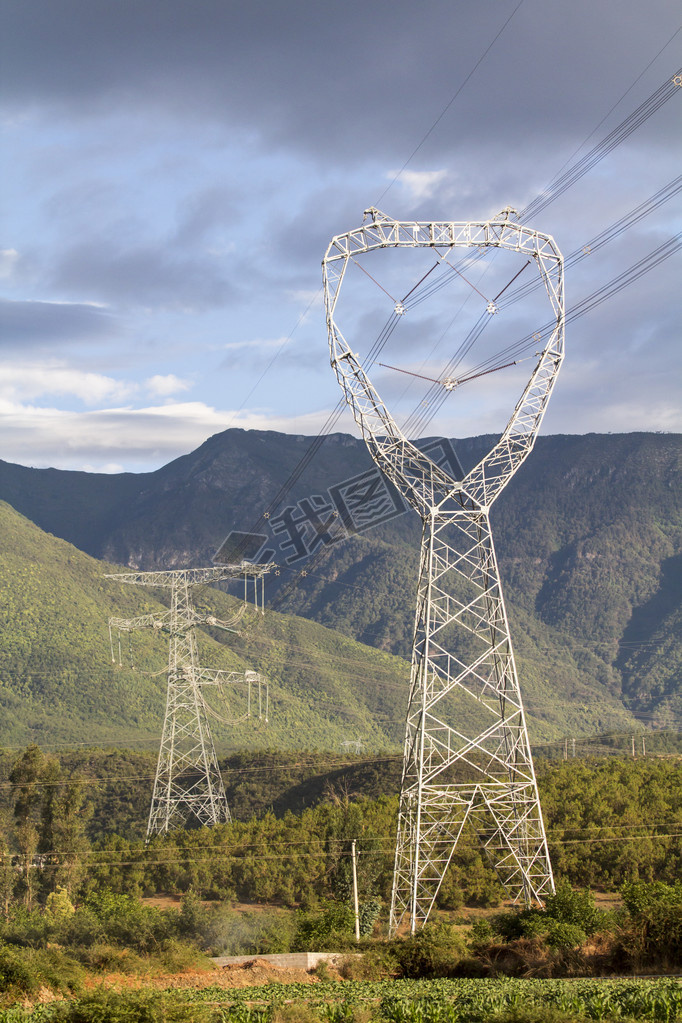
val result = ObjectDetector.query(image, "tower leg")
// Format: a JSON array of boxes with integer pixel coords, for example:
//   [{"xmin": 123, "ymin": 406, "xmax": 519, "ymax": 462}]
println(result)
[{"xmin": 389, "ymin": 510, "xmax": 553, "ymax": 935}]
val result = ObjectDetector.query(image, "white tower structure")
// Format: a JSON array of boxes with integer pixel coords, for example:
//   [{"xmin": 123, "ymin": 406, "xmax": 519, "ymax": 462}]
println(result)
[
  {"xmin": 322, "ymin": 208, "xmax": 564, "ymax": 934},
  {"xmin": 107, "ymin": 563, "xmax": 270, "ymax": 839}
]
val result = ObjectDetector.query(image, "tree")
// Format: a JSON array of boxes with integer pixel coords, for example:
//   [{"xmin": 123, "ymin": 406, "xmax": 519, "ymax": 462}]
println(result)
[
  {"xmin": 9, "ymin": 745, "xmax": 52, "ymax": 908},
  {"xmin": 43, "ymin": 777, "xmax": 92, "ymax": 897},
  {"xmin": 0, "ymin": 831, "xmax": 15, "ymax": 915}
]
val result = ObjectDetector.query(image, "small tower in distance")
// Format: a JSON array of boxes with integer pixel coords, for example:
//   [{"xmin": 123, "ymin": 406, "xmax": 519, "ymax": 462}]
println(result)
[{"xmin": 107, "ymin": 563, "xmax": 270, "ymax": 839}]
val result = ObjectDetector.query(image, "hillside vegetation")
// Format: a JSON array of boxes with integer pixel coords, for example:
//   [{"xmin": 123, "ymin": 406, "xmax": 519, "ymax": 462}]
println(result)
[
  {"xmin": 0, "ymin": 498, "xmax": 646, "ymax": 749},
  {"xmin": 0, "ymin": 743, "xmax": 680, "ymax": 1016},
  {"xmin": 0, "ymin": 429, "xmax": 680, "ymax": 734},
  {"xmin": 0, "ymin": 501, "xmax": 415, "ymax": 750}
]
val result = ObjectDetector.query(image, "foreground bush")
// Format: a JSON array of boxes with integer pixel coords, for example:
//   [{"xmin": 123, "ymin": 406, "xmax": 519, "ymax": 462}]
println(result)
[
  {"xmin": 48, "ymin": 989, "xmax": 213, "ymax": 1022},
  {"xmin": 0, "ymin": 943, "xmax": 84, "ymax": 999},
  {"xmin": 393, "ymin": 922, "xmax": 470, "ymax": 979}
]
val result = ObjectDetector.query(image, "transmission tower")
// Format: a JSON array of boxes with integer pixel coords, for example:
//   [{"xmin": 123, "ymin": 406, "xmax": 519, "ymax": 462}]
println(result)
[
  {"xmin": 322, "ymin": 208, "xmax": 563, "ymax": 934},
  {"xmin": 107, "ymin": 563, "xmax": 271, "ymax": 839}
]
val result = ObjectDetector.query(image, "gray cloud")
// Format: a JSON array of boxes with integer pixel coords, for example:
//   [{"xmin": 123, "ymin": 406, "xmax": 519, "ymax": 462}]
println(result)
[
  {"xmin": 0, "ymin": 298, "xmax": 117, "ymax": 347},
  {"xmin": 1, "ymin": 0, "xmax": 679, "ymax": 474},
  {"xmin": 3, "ymin": 0, "xmax": 678, "ymax": 161},
  {"xmin": 51, "ymin": 240, "xmax": 238, "ymax": 311}
]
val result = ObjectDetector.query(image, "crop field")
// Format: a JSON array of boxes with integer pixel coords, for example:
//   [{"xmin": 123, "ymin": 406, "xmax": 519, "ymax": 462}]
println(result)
[{"xmin": 1, "ymin": 977, "xmax": 681, "ymax": 1022}]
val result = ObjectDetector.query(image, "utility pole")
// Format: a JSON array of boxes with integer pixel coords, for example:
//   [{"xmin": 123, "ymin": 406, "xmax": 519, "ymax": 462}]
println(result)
[
  {"xmin": 107, "ymin": 563, "xmax": 271, "ymax": 839},
  {"xmin": 324, "ymin": 208, "xmax": 563, "ymax": 935},
  {"xmin": 351, "ymin": 839, "xmax": 360, "ymax": 942}
]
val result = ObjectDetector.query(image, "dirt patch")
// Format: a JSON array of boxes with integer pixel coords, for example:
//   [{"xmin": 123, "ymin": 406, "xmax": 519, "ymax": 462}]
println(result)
[
  {"xmin": 140, "ymin": 895, "xmax": 281, "ymax": 914},
  {"xmin": 80, "ymin": 959, "xmax": 325, "ymax": 995},
  {"xmin": 140, "ymin": 894, "xmax": 183, "ymax": 912}
]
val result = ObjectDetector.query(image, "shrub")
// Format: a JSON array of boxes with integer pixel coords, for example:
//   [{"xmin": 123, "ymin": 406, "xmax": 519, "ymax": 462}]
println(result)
[
  {"xmin": 293, "ymin": 902, "xmax": 356, "ymax": 952},
  {"xmin": 339, "ymin": 944, "xmax": 400, "ymax": 980},
  {"xmin": 0, "ymin": 908, "xmax": 49, "ymax": 949},
  {"xmin": 0, "ymin": 943, "xmax": 38, "ymax": 996},
  {"xmin": 543, "ymin": 921, "xmax": 587, "ymax": 951},
  {"xmin": 543, "ymin": 880, "xmax": 599, "ymax": 935},
  {"xmin": 176, "ymin": 889, "xmax": 208, "ymax": 942},
  {"xmin": 153, "ymin": 938, "xmax": 214, "ymax": 973},
  {"xmin": 48, "ymin": 989, "xmax": 213, "ymax": 1022},
  {"xmin": 82, "ymin": 889, "xmax": 174, "ymax": 953},
  {"xmin": 617, "ymin": 902, "xmax": 682, "ymax": 969},
  {"xmin": 0, "ymin": 943, "xmax": 84, "ymax": 997},
  {"xmin": 394, "ymin": 921, "xmax": 468, "ymax": 978},
  {"xmin": 202, "ymin": 906, "xmax": 296, "ymax": 956},
  {"xmin": 45, "ymin": 887, "xmax": 76, "ymax": 924},
  {"xmin": 358, "ymin": 898, "xmax": 381, "ymax": 937},
  {"xmin": 59, "ymin": 908, "xmax": 105, "ymax": 948},
  {"xmin": 467, "ymin": 917, "xmax": 498, "ymax": 950},
  {"xmin": 621, "ymin": 879, "xmax": 682, "ymax": 915},
  {"xmin": 67, "ymin": 942, "xmax": 146, "ymax": 975}
]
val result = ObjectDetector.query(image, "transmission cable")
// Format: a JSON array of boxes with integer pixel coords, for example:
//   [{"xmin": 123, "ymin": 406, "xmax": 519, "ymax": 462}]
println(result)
[
  {"xmin": 374, "ymin": 71, "xmax": 682, "ymax": 426},
  {"xmin": 224, "ymin": 70, "xmax": 682, "ymax": 595},
  {"xmin": 522, "ymin": 68, "xmax": 682, "ymax": 221},
  {"xmin": 399, "ymin": 180, "xmax": 681, "ymax": 437},
  {"xmin": 408, "ymin": 233, "xmax": 681, "ymax": 438},
  {"xmin": 374, "ymin": 0, "xmax": 526, "ymax": 207}
]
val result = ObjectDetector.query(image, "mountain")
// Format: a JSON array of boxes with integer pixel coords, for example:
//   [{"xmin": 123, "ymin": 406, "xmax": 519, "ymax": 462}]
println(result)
[{"xmin": 1, "ymin": 429, "xmax": 680, "ymax": 730}]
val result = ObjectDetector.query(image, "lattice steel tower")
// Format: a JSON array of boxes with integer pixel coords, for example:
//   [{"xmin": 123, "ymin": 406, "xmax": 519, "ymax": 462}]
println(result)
[
  {"xmin": 323, "ymin": 208, "xmax": 564, "ymax": 934},
  {"xmin": 107, "ymin": 563, "xmax": 270, "ymax": 839}
]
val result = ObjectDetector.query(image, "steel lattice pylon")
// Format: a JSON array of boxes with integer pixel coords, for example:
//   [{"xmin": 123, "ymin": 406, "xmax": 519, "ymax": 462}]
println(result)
[
  {"xmin": 322, "ymin": 208, "xmax": 564, "ymax": 934},
  {"xmin": 107, "ymin": 563, "xmax": 270, "ymax": 839}
]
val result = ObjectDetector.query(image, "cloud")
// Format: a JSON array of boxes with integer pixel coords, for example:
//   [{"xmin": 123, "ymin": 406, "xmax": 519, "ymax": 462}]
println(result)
[
  {"xmin": 1, "ymin": 0, "xmax": 679, "ymax": 478},
  {"xmin": 3, "ymin": 0, "xmax": 677, "ymax": 162},
  {"xmin": 221, "ymin": 336, "xmax": 290, "ymax": 352},
  {"xmin": 51, "ymin": 240, "xmax": 237, "ymax": 311},
  {"xmin": 0, "ymin": 398, "xmax": 353, "ymax": 471},
  {"xmin": 0, "ymin": 363, "xmax": 134, "ymax": 405},
  {"xmin": 392, "ymin": 170, "xmax": 448, "ymax": 202},
  {"xmin": 0, "ymin": 250, "xmax": 19, "ymax": 279},
  {"xmin": 0, "ymin": 298, "xmax": 116, "ymax": 346},
  {"xmin": 145, "ymin": 374, "xmax": 191, "ymax": 397}
]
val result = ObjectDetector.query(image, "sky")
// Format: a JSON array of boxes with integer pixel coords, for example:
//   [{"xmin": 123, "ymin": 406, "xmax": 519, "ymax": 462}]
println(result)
[{"xmin": 1, "ymin": 0, "xmax": 681, "ymax": 473}]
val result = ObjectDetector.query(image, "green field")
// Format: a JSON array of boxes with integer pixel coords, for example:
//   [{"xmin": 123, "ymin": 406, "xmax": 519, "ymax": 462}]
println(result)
[{"xmin": 1, "ymin": 977, "xmax": 681, "ymax": 1022}]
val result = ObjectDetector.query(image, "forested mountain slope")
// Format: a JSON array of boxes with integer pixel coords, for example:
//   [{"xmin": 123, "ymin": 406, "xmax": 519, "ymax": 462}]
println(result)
[
  {"xmin": 0, "ymin": 502, "xmax": 415, "ymax": 749},
  {"xmin": 0, "ymin": 501, "xmax": 643, "ymax": 748},
  {"xmin": 1, "ymin": 430, "xmax": 680, "ymax": 728}
]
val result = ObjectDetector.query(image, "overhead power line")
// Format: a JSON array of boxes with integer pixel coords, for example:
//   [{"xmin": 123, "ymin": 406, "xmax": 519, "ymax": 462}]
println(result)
[{"xmin": 221, "ymin": 67, "xmax": 681, "ymax": 582}]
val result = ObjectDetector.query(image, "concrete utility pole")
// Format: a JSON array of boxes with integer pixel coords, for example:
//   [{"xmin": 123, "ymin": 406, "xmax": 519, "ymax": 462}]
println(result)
[{"xmin": 351, "ymin": 839, "xmax": 360, "ymax": 942}]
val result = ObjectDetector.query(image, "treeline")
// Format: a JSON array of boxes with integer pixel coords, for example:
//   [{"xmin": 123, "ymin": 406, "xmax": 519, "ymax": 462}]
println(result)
[
  {"xmin": 2, "ymin": 743, "xmax": 679, "ymax": 846},
  {"xmin": 0, "ymin": 746, "xmax": 680, "ymax": 911}
]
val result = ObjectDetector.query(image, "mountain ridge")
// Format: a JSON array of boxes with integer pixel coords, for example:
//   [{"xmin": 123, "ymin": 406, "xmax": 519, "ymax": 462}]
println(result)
[{"xmin": 1, "ymin": 429, "xmax": 680, "ymax": 729}]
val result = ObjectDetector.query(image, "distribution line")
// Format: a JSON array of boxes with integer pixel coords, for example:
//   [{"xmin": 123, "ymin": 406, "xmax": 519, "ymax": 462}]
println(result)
[{"xmin": 32, "ymin": 833, "xmax": 682, "ymax": 869}]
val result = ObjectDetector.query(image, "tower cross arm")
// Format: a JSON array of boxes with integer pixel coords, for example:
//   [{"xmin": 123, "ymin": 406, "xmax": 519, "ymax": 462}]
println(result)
[
  {"xmin": 109, "ymin": 611, "xmax": 171, "ymax": 632},
  {"xmin": 190, "ymin": 667, "xmax": 260, "ymax": 687},
  {"xmin": 104, "ymin": 562, "xmax": 272, "ymax": 588}
]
